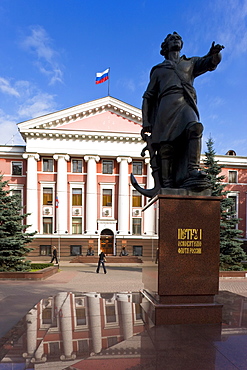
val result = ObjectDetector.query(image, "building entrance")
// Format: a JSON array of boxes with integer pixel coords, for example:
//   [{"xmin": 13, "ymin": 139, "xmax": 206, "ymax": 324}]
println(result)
[{"xmin": 100, "ymin": 229, "xmax": 114, "ymax": 254}]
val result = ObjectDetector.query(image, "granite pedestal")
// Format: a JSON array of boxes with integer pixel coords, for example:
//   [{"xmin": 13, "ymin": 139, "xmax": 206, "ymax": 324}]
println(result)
[{"xmin": 142, "ymin": 190, "xmax": 223, "ymax": 325}]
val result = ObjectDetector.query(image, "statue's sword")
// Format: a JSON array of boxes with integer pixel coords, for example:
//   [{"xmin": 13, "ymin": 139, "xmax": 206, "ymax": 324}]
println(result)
[{"xmin": 130, "ymin": 130, "xmax": 161, "ymax": 198}]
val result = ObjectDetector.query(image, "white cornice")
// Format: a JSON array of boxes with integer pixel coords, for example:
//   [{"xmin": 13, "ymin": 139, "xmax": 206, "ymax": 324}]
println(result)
[
  {"xmin": 21, "ymin": 129, "xmax": 143, "ymax": 143},
  {"xmin": 0, "ymin": 145, "xmax": 25, "ymax": 156},
  {"xmin": 201, "ymin": 154, "xmax": 247, "ymax": 168},
  {"xmin": 17, "ymin": 96, "xmax": 142, "ymax": 132}
]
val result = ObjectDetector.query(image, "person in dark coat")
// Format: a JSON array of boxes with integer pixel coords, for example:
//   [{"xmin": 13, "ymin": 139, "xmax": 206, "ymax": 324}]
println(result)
[
  {"xmin": 96, "ymin": 250, "xmax": 107, "ymax": 274},
  {"xmin": 86, "ymin": 247, "xmax": 94, "ymax": 256},
  {"xmin": 50, "ymin": 246, "xmax": 58, "ymax": 264},
  {"xmin": 120, "ymin": 247, "xmax": 128, "ymax": 256}
]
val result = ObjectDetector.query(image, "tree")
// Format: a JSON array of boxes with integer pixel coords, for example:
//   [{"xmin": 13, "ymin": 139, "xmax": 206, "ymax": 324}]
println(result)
[
  {"xmin": 0, "ymin": 175, "xmax": 35, "ymax": 272},
  {"xmin": 203, "ymin": 138, "xmax": 246, "ymax": 270}
]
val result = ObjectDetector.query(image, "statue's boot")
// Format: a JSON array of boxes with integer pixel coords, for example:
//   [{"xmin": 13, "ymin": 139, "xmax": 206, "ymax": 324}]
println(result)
[
  {"xmin": 186, "ymin": 122, "xmax": 206, "ymax": 179},
  {"xmin": 159, "ymin": 144, "xmax": 173, "ymax": 187},
  {"xmin": 161, "ymin": 159, "xmax": 173, "ymax": 187},
  {"xmin": 187, "ymin": 137, "xmax": 207, "ymax": 178}
]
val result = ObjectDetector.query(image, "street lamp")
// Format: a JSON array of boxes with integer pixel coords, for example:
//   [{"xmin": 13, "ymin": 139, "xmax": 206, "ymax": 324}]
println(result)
[{"xmin": 54, "ymin": 230, "xmax": 68, "ymax": 263}]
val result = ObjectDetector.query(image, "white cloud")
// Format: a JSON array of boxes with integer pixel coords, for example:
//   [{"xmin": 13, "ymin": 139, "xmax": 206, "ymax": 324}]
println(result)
[
  {"xmin": 0, "ymin": 77, "xmax": 58, "ymax": 144},
  {"xmin": 20, "ymin": 25, "xmax": 64, "ymax": 85},
  {"xmin": 18, "ymin": 92, "xmax": 57, "ymax": 118},
  {"xmin": 0, "ymin": 77, "xmax": 20, "ymax": 97},
  {"xmin": 117, "ymin": 78, "xmax": 136, "ymax": 92},
  {"xmin": 209, "ymin": 96, "xmax": 225, "ymax": 108},
  {"xmin": 0, "ymin": 110, "xmax": 23, "ymax": 145},
  {"xmin": 214, "ymin": 0, "xmax": 247, "ymax": 55},
  {"xmin": 185, "ymin": 0, "xmax": 247, "ymax": 57}
]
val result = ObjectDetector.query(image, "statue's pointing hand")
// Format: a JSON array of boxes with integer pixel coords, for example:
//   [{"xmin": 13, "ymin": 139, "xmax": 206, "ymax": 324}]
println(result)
[{"xmin": 208, "ymin": 41, "xmax": 225, "ymax": 55}]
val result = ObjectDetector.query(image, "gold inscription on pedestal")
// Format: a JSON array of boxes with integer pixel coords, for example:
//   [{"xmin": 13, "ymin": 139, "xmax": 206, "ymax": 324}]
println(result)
[{"xmin": 177, "ymin": 229, "xmax": 202, "ymax": 254}]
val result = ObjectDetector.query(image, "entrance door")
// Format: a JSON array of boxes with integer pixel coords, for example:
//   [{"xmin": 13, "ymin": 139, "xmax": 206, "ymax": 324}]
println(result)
[{"xmin": 100, "ymin": 229, "xmax": 114, "ymax": 254}]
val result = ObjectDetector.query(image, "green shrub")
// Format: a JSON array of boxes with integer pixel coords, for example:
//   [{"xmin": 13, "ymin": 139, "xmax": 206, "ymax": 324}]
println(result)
[{"xmin": 30, "ymin": 263, "xmax": 53, "ymax": 270}]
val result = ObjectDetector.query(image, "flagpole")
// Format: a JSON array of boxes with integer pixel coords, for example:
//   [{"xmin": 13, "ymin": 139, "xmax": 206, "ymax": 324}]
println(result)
[{"xmin": 108, "ymin": 67, "xmax": 110, "ymax": 96}]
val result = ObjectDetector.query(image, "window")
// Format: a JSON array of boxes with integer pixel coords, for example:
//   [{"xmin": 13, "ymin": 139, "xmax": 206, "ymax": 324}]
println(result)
[
  {"xmin": 76, "ymin": 308, "xmax": 86, "ymax": 325},
  {"xmin": 49, "ymin": 342, "xmax": 60, "ymax": 355},
  {"xmin": 42, "ymin": 308, "xmax": 53, "ymax": 325},
  {"xmin": 135, "ymin": 303, "xmax": 142, "ymax": 320},
  {"xmin": 132, "ymin": 161, "xmax": 142, "ymax": 175},
  {"xmin": 40, "ymin": 245, "xmax": 51, "ymax": 255},
  {"xmin": 132, "ymin": 190, "xmax": 142, "ymax": 207},
  {"xmin": 103, "ymin": 189, "xmax": 112, "ymax": 206},
  {"xmin": 229, "ymin": 171, "xmax": 237, "ymax": 183},
  {"xmin": 72, "ymin": 188, "xmax": 82, "ymax": 206},
  {"xmin": 70, "ymin": 245, "xmax": 82, "ymax": 256},
  {"xmin": 228, "ymin": 195, "xmax": 237, "ymax": 215},
  {"xmin": 43, "ymin": 188, "xmax": 53, "ymax": 205},
  {"xmin": 107, "ymin": 337, "xmax": 118, "ymax": 347},
  {"xmin": 72, "ymin": 159, "xmax": 82, "ymax": 173},
  {"xmin": 132, "ymin": 218, "xmax": 142, "ymax": 235},
  {"xmin": 12, "ymin": 162, "xmax": 22, "ymax": 176},
  {"xmin": 12, "ymin": 190, "xmax": 22, "ymax": 207},
  {"xmin": 105, "ymin": 304, "xmax": 117, "ymax": 323},
  {"xmin": 78, "ymin": 340, "xmax": 89, "ymax": 353},
  {"xmin": 133, "ymin": 245, "xmax": 143, "ymax": 256},
  {"xmin": 43, "ymin": 218, "xmax": 53, "ymax": 234},
  {"xmin": 72, "ymin": 217, "xmax": 82, "ymax": 234},
  {"xmin": 102, "ymin": 160, "xmax": 113, "ymax": 174},
  {"xmin": 43, "ymin": 158, "xmax": 53, "ymax": 172}
]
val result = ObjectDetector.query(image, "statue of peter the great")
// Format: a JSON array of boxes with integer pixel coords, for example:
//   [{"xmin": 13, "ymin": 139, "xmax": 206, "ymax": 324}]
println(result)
[{"xmin": 132, "ymin": 32, "xmax": 224, "ymax": 196}]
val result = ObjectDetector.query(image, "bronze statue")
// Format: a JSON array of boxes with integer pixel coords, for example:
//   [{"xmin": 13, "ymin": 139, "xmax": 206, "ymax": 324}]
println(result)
[{"xmin": 131, "ymin": 32, "xmax": 224, "ymax": 197}]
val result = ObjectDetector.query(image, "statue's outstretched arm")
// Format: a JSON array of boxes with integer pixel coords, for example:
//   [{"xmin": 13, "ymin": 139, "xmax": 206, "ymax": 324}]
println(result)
[{"xmin": 207, "ymin": 41, "xmax": 225, "ymax": 65}]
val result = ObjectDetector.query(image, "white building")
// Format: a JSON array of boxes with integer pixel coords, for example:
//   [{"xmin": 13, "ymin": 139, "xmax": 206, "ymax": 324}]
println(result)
[
  {"xmin": 0, "ymin": 96, "xmax": 158, "ymax": 260},
  {"xmin": 1, "ymin": 96, "xmax": 247, "ymax": 260}
]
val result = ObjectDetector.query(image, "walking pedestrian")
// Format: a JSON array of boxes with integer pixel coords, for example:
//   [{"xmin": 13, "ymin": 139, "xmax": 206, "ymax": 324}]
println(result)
[
  {"xmin": 96, "ymin": 250, "xmax": 107, "ymax": 274},
  {"xmin": 50, "ymin": 246, "xmax": 58, "ymax": 264}
]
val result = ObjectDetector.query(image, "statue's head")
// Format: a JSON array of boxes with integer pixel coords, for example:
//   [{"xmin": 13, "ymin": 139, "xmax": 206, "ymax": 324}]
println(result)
[{"xmin": 160, "ymin": 32, "xmax": 183, "ymax": 58}]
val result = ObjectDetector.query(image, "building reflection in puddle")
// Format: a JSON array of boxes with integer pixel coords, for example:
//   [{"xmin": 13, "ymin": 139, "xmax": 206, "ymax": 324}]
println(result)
[
  {"xmin": 0, "ymin": 292, "xmax": 144, "ymax": 368},
  {"xmin": 0, "ymin": 291, "xmax": 247, "ymax": 369}
]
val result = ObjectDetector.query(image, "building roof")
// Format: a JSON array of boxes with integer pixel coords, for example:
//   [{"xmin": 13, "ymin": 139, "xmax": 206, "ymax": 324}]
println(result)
[{"xmin": 18, "ymin": 96, "xmax": 142, "ymax": 137}]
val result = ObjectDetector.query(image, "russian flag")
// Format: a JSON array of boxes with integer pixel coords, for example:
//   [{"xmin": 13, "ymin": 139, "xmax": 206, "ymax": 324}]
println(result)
[{"xmin": 95, "ymin": 68, "xmax": 109, "ymax": 84}]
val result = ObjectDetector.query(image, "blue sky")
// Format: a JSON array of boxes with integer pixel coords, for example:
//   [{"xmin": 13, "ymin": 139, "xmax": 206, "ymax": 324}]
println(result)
[{"xmin": 0, "ymin": 0, "xmax": 246, "ymax": 156}]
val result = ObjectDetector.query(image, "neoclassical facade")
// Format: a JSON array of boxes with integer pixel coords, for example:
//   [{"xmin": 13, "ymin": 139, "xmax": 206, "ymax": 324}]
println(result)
[{"xmin": 0, "ymin": 96, "xmax": 247, "ymax": 259}]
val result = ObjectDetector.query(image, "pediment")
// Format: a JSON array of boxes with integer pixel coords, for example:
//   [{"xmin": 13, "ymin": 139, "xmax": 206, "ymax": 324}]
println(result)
[
  {"xmin": 18, "ymin": 96, "xmax": 142, "ymax": 136},
  {"xmin": 55, "ymin": 111, "xmax": 141, "ymax": 134}
]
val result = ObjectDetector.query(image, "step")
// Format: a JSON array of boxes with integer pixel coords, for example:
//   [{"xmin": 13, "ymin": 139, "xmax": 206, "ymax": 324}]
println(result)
[{"xmin": 70, "ymin": 256, "xmax": 142, "ymax": 264}]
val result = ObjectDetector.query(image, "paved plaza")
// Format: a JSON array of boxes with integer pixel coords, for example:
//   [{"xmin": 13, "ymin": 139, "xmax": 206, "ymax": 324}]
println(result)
[
  {"xmin": 0, "ymin": 262, "xmax": 247, "ymax": 339},
  {"xmin": 0, "ymin": 262, "xmax": 143, "ymax": 339},
  {"xmin": 0, "ymin": 262, "xmax": 247, "ymax": 369}
]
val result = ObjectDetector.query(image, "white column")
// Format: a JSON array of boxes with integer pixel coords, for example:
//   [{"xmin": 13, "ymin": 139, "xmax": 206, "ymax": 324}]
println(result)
[
  {"xmin": 23, "ymin": 305, "xmax": 46, "ymax": 362},
  {"xmin": 55, "ymin": 292, "xmax": 76, "ymax": 360},
  {"xmin": 87, "ymin": 293, "xmax": 102, "ymax": 354},
  {"xmin": 84, "ymin": 155, "xmax": 100, "ymax": 235},
  {"xmin": 23, "ymin": 153, "xmax": 40, "ymax": 233},
  {"xmin": 117, "ymin": 157, "xmax": 132, "ymax": 235},
  {"xmin": 53, "ymin": 154, "xmax": 70, "ymax": 234},
  {"xmin": 25, "ymin": 307, "xmax": 38, "ymax": 356},
  {"xmin": 117, "ymin": 294, "xmax": 133, "ymax": 340},
  {"xmin": 144, "ymin": 159, "xmax": 155, "ymax": 235}
]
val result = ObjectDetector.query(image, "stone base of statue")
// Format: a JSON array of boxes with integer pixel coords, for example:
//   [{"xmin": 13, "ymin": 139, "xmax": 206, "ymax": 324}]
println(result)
[{"xmin": 141, "ymin": 189, "xmax": 223, "ymax": 325}]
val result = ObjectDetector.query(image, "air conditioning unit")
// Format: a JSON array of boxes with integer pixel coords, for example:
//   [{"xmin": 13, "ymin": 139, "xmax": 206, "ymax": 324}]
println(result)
[
  {"xmin": 43, "ymin": 207, "xmax": 53, "ymax": 215},
  {"xmin": 75, "ymin": 298, "xmax": 85, "ymax": 306},
  {"xmin": 43, "ymin": 299, "xmax": 52, "ymax": 308},
  {"xmin": 133, "ymin": 209, "xmax": 140, "ymax": 216},
  {"xmin": 102, "ymin": 208, "xmax": 111, "ymax": 217},
  {"xmin": 72, "ymin": 208, "xmax": 81, "ymax": 216}
]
